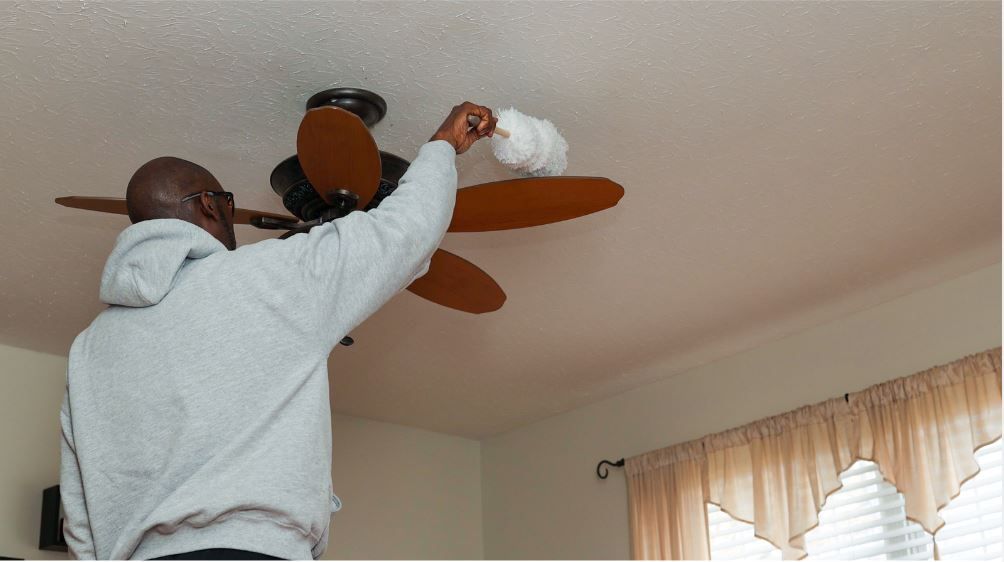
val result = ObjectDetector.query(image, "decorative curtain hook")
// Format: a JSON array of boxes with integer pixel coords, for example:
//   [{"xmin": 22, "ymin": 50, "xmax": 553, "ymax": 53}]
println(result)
[{"xmin": 596, "ymin": 458, "xmax": 625, "ymax": 479}]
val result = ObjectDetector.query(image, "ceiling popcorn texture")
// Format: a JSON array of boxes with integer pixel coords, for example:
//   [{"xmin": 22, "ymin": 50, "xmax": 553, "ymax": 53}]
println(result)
[{"xmin": 0, "ymin": 1, "xmax": 999, "ymax": 438}]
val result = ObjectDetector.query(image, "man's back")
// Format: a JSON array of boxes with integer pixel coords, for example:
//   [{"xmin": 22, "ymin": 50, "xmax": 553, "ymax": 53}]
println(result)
[
  {"xmin": 60, "ymin": 140, "xmax": 460, "ymax": 559},
  {"xmin": 66, "ymin": 220, "xmax": 335, "ymax": 560}
]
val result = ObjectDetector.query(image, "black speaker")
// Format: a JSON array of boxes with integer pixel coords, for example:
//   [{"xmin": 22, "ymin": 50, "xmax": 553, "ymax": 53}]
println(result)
[{"xmin": 38, "ymin": 485, "xmax": 68, "ymax": 552}]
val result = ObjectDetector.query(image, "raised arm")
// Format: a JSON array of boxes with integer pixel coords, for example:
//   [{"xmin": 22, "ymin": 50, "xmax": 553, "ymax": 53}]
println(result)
[{"xmin": 284, "ymin": 103, "xmax": 497, "ymax": 349}]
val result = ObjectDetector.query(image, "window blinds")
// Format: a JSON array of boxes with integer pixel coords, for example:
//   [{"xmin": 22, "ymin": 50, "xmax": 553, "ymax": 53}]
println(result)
[{"xmin": 803, "ymin": 460, "xmax": 932, "ymax": 560}]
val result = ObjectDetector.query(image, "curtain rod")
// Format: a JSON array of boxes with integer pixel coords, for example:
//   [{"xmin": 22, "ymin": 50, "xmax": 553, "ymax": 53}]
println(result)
[{"xmin": 596, "ymin": 393, "xmax": 854, "ymax": 480}]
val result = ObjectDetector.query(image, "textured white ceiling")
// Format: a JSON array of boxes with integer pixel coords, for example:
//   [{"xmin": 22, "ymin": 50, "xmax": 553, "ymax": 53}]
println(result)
[{"xmin": 1, "ymin": 1, "xmax": 1000, "ymax": 438}]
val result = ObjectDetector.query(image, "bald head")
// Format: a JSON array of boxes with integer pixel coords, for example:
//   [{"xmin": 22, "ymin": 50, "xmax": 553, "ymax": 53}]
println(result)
[
  {"xmin": 127, "ymin": 156, "xmax": 220, "ymax": 223},
  {"xmin": 126, "ymin": 156, "xmax": 237, "ymax": 250}
]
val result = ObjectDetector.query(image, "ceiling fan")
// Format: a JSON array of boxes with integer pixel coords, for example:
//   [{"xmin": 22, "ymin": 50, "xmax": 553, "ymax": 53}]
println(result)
[{"xmin": 56, "ymin": 88, "xmax": 624, "ymax": 319}]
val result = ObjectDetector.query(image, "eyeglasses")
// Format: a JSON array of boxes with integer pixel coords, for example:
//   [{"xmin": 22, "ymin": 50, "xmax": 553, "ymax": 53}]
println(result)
[{"xmin": 181, "ymin": 191, "xmax": 235, "ymax": 211}]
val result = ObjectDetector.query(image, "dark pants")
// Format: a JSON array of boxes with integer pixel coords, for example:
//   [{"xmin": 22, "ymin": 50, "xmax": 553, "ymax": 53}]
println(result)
[{"xmin": 152, "ymin": 548, "xmax": 282, "ymax": 560}]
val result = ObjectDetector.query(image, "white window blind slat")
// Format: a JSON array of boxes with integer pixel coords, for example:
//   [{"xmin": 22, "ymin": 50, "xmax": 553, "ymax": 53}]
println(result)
[
  {"xmin": 808, "ymin": 526, "xmax": 931, "ymax": 559},
  {"xmin": 831, "ymin": 473, "xmax": 883, "ymax": 494},
  {"xmin": 713, "ymin": 543, "xmax": 777, "ymax": 558},
  {"xmin": 809, "ymin": 523, "xmax": 930, "ymax": 557},
  {"xmin": 937, "ymin": 535, "xmax": 1004, "ymax": 558},
  {"xmin": 937, "ymin": 517, "xmax": 1004, "ymax": 542},
  {"xmin": 939, "ymin": 509, "xmax": 1003, "ymax": 529},
  {"xmin": 809, "ymin": 510, "xmax": 914, "ymax": 541},
  {"xmin": 707, "ymin": 512, "xmax": 745, "ymax": 526},
  {"xmin": 818, "ymin": 492, "xmax": 904, "ymax": 517},
  {"xmin": 710, "ymin": 524, "xmax": 754, "ymax": 541},
  {"xmin": 853, "ymin": 534, "xmax": 935, "ymax": 559},
  {"xmin": 898, "ymin": 552, "xmax": 935, "ymax": 561}
]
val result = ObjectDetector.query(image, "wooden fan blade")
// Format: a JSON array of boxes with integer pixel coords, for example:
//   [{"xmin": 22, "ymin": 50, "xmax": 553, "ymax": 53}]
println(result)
[
  {"xmin": 407, "ymin": 249, "xmax": 506, "ymax": 314},
  {"xmin": 449, "ymin": 177, "xmax": 624, "ymax": 232},
  {"xmin": 231, "ymin": 207, "xmax": 299, "ymax": 226},
  {"xmin": 55, "ymin": 196, "xmax": 127, "ymax": 215},
  {"xmin": 296, "ymin": 106, "xmax": 382, "ymax": 209},
  {"xmin": 55, "ymin": 196, "xmax": 297, "ymax": 226}
]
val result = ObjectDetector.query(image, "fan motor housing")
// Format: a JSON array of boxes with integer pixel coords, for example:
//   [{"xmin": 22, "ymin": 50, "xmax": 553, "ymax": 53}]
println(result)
[{"xmin": 270, "ymin": 151, "xmax": 410, "ymax": 222}]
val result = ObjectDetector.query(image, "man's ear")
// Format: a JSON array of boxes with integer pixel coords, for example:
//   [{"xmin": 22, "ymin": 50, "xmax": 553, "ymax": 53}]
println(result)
[{"xmin": 198, "ymin": 191, "xmax": 219, "ymax": 219}]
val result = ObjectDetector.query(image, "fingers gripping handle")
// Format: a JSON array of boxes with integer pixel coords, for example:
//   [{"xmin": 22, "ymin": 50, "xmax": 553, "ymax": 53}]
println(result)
[{"xmin": 468, "ymin": 115, "xmax": 510, "ymax": 138}]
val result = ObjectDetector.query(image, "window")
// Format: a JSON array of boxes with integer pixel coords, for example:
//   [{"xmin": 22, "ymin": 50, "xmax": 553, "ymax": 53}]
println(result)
[
  {"xmin": 707, "ymin": 439, "xmax": 1002, "ymax": 560},
  {"xmin": 804, "ymin": 461, "xmax": 932, "ymax": 560},
  {"xmin": 936, "ymin": 439, "xmax": 1003, "ymax": 560}
]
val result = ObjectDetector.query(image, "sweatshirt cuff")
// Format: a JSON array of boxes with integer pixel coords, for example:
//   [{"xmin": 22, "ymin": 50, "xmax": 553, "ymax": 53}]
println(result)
[{"xmin": 421, "ymin": 139, "xmax": 459, "ymax": 159}]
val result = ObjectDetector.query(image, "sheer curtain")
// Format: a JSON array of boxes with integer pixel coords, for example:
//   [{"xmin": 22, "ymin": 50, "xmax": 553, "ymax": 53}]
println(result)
[
  {"xmin": 626, "ymin": 441, "xmax": 709, "ymax": 560},
  {"xmin": 625, "ymin": 347, "xmax": 1001, "ymax": 560},
  {"xmin": 703, "ymin": 397, "xmax": 861, "ymax": 559}
]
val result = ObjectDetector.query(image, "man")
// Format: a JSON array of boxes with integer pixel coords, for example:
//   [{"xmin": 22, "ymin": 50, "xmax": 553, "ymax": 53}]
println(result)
[{"xmin": 59, "ymin": 103, "xmax": 497, "ymax": 560}]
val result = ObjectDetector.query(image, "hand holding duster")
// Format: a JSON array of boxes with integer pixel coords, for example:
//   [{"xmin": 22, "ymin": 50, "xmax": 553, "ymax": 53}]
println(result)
[{"xmin": 469, "ymin": 107, "xmax": 569, "ymax": 177}]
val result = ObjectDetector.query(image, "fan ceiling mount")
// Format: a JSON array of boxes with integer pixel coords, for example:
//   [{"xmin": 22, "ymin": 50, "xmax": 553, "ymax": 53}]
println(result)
[
  {"xmin": 306, "ymin": 87, "xmax": 388, "ymax": 126},
  {"xmin": 55, "ymin": 87, "xmax": 625, "ymax": 318}
]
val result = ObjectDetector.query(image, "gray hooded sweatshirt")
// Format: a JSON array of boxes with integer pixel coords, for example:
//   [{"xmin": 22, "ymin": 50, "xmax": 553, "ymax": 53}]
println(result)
[{"xmin": 59, "ymin": 140, "xmax": 458, "ymax": 560}]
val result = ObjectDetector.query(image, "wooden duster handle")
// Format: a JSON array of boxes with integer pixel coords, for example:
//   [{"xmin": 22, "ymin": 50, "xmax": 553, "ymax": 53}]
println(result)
[{"xmin": 468, "ymin": 115, "xmax": 510, "ymax": 138}]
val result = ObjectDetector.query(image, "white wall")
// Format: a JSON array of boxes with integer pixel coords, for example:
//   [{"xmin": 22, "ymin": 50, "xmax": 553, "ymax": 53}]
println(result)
[
  {"xmin": 481, "ymin": 264, "xmax": 1002, "ymax": 560},
  {"xmin": 0, "ymin": 344, "xmax": 483, "ymax": 560}
]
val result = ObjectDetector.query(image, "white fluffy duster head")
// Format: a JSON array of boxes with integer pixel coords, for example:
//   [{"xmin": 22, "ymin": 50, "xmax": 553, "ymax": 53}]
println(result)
[{"xmin": 490, "ymin": 107, "xmax": 568, "ymax": 177}]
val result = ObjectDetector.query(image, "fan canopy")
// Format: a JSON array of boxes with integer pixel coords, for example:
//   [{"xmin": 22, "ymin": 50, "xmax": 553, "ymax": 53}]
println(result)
[{"xmin": 270, "ymin": 151, "xmax": 410, "ymax": 221}]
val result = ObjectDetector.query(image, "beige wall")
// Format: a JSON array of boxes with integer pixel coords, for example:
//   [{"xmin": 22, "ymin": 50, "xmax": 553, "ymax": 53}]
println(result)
[
  {"xmin": 327, "ymin": 414, "xmax": 482, "ymax": 560},
  {"xmin": 481, "ymin": 264, "xmax": 1002, "ymax": 560},
  {"xmin": 0, "ymin": 344, "xmax": 483, "ymax": 560},
  {"xmin": 0, "ymin": 345, "xmax": 69, "ymax": 561}
]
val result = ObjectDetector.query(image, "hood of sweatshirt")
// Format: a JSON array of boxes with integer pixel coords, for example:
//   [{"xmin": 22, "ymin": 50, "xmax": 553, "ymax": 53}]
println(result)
[{"xmin": 99, "ymin": 218, "xmax": 226, "ymax": 307}]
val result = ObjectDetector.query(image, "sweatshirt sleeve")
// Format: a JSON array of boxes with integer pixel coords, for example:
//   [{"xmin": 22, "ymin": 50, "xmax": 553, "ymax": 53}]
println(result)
[
  {"xmin": 284, "ymin": 140, "xmax": 458, "ymax": 349},
  {"xmin": 60, "ymin": 385, "xmax": 97, "ymax": 559}
]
